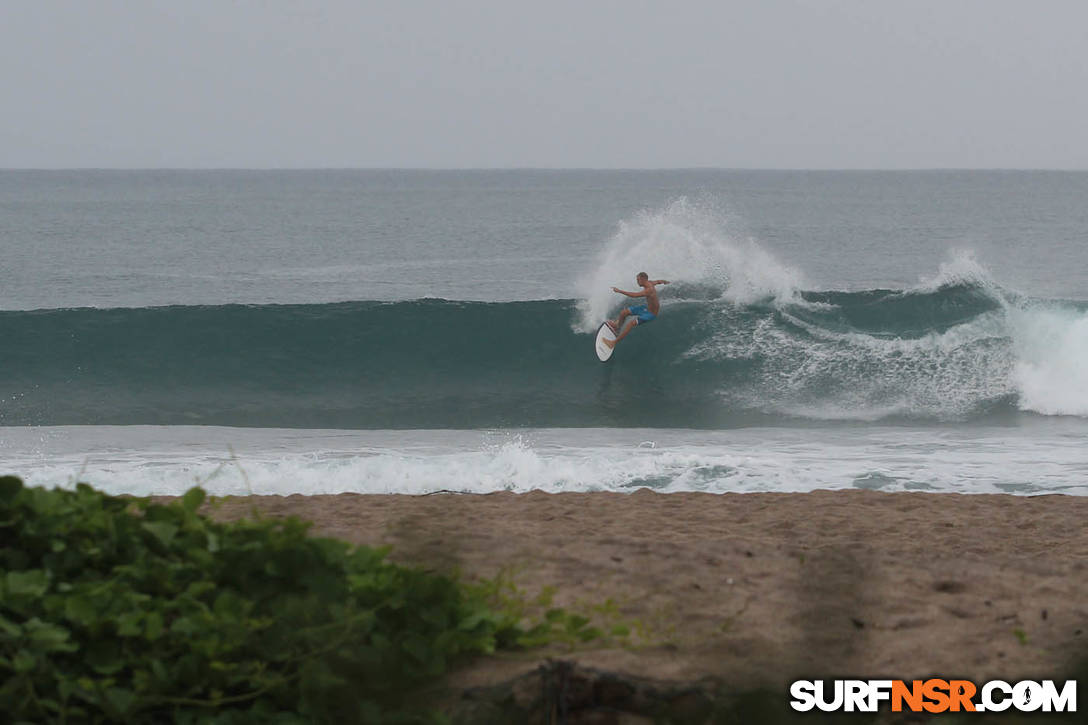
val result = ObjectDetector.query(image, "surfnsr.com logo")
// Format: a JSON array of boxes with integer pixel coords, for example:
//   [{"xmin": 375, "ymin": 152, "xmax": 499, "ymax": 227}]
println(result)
[{"xmin": 790, "ymin": 679, "xmax": 1076, "ymax": 714}]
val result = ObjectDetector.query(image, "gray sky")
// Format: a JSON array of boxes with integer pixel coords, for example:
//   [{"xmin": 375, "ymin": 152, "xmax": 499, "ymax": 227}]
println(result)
[{"xmin": 2, "ymin": 0, "xmax": 1086, "ymax": 169}]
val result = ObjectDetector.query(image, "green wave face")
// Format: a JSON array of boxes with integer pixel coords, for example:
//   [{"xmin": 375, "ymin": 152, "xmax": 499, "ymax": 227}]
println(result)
[{"xmin": 0, "ymin": 284, "xmax": 1051, "ymax": 428}]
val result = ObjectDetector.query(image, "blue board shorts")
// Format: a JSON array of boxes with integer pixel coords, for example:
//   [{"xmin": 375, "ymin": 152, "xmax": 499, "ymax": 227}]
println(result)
[{"xmin": 628, "ymin": 305, "xmax": 656, "ymax": 323}]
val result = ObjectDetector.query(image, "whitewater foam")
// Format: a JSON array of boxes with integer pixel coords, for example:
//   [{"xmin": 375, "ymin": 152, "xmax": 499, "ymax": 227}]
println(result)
[
  {"xmin": 6, "ymin": 426, "xmax": 1088, "ymax": 496},
  {"xmin": 670, "ymin": 252, "xmax": 1088, "ymax": 423},
  {"xmin": 1011, "ymin": 303, "xmax": 1088, "ymax": 416}
]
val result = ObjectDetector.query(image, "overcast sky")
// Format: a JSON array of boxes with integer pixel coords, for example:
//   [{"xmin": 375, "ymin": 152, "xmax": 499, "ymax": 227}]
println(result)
[{"xmin": 2, "ymin": 1, "xmax": 1086, "ymax": 169}]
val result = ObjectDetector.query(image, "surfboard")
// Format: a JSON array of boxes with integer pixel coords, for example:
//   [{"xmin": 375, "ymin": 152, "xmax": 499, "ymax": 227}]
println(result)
[{"xmin": 595, "ymin": 321, "xmax": 617, "ymax": 362}]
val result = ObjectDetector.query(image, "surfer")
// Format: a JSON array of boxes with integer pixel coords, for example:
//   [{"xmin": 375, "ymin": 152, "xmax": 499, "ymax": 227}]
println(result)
[{"xmin": 603, "ymin": 273, "xmax": 669, "ymax": 349}]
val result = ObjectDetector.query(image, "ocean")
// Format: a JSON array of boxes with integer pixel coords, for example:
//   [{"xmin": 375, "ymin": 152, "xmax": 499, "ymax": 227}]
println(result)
[{"xmin": 3, "ymin": 169, "xmax": 1088, "ymax": 496}]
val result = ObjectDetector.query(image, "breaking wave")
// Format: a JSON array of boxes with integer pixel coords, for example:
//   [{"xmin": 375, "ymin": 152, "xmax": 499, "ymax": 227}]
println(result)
[{"xmin": 3, "ymin": 262, "xmax": 1087, "ymax": 427}]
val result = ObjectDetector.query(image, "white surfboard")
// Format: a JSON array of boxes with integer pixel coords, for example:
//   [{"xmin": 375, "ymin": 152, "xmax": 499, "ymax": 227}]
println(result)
[{"xmin": 595, "ymin": 322, "xmax": 617, "ymax": 362}]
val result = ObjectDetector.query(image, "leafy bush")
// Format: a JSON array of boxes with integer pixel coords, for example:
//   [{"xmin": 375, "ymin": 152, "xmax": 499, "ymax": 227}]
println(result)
[{"xmin": 0, "ymin": 476, "xmax": 523, "ymax": 724}]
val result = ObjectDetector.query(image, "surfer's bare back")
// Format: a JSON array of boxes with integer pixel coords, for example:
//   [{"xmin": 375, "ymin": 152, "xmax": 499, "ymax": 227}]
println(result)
[{"xmin": 604, "ymin": 272, "xmax": 669, "ymax": 349}]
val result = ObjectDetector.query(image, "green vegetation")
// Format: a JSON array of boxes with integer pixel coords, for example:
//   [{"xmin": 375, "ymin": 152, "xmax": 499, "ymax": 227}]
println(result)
[
  {"xmin": 0, "ymin": 476, "xmax": 591, "ymax": 724},
  {"xmin": 472, "ymin": 572, "xmax": 638, "ymax": 649}
]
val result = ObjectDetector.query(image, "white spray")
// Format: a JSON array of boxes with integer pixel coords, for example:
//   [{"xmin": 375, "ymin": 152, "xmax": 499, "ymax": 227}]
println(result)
[{"xmin": 572, "ymin": 198, "xmax": 802, "ymax": 332}]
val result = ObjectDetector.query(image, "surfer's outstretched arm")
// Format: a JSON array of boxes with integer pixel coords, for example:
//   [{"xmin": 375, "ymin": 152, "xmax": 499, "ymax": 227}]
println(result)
[
  {"xmin": 611, "ymin": 287, "xmax": 647, "ymax": 298},
  {"xmin": 652, "ymin": 279, "xmax": 669, "ymax": 285}
]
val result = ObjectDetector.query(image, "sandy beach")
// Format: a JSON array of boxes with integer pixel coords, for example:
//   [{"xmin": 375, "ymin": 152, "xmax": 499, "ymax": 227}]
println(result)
[{"xmin": 207, "ymin": 489, "xmax": 1088, "ymax": 697}]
